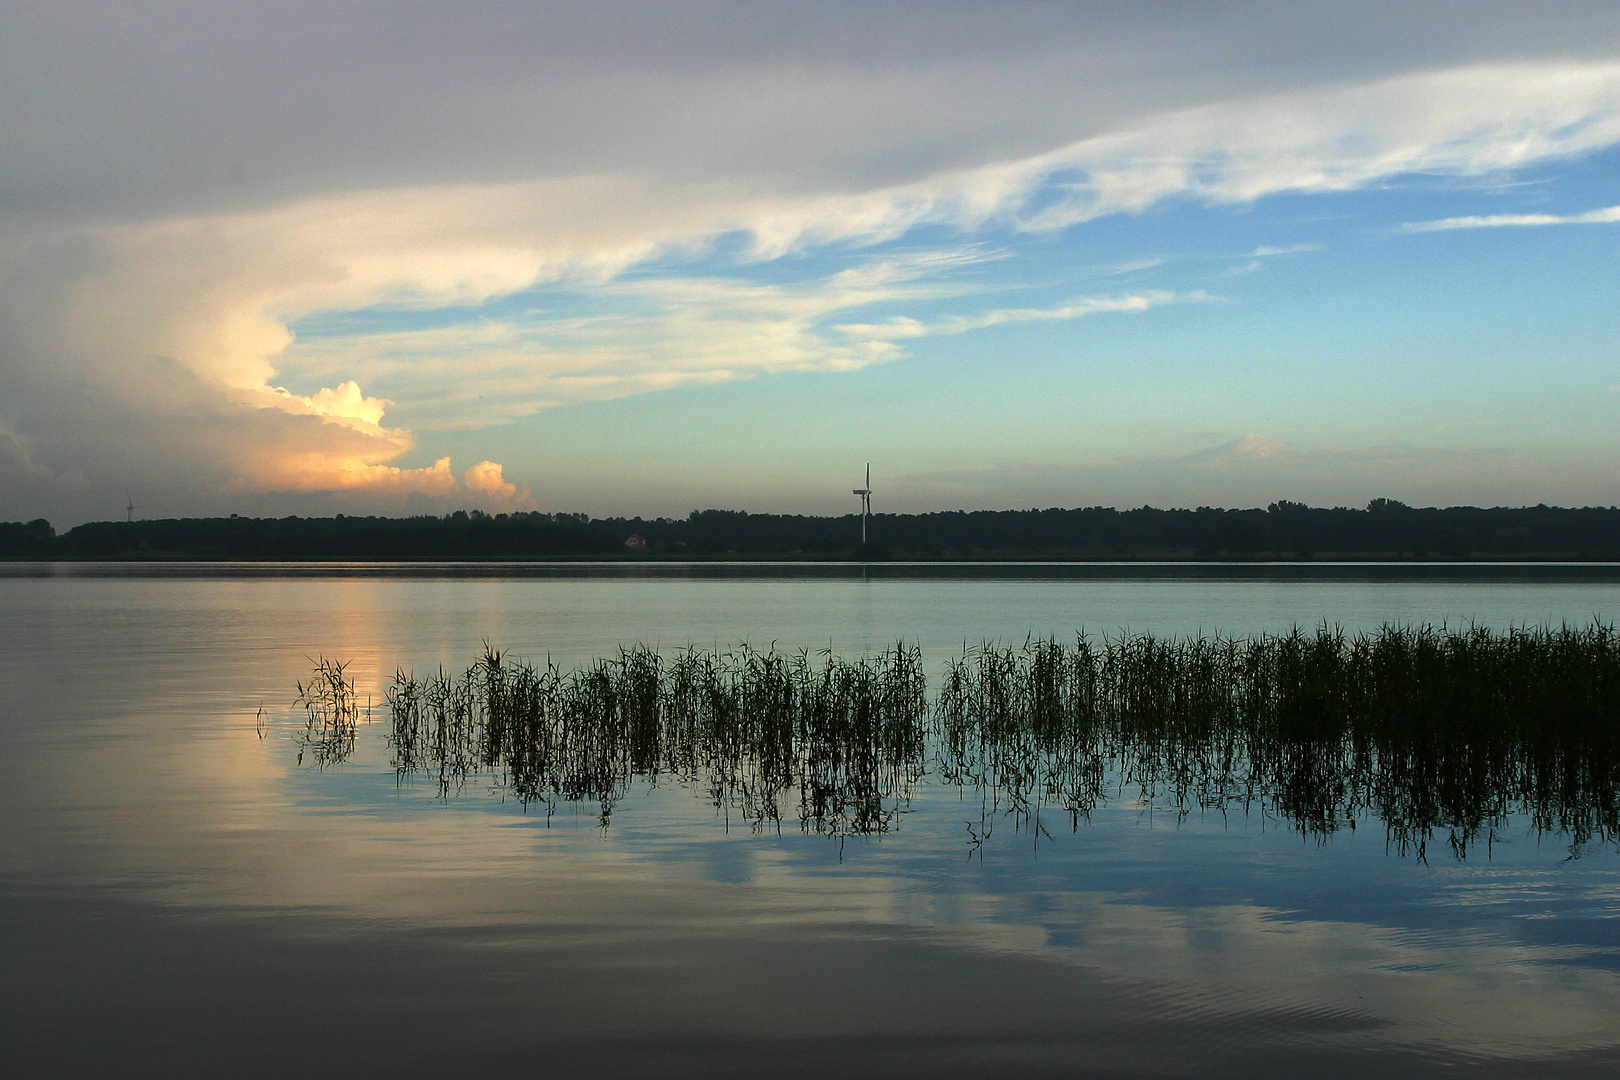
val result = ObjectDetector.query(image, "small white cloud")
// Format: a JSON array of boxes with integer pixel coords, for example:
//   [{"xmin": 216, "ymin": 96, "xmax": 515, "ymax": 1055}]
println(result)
[
  {"xmin": 1400, "ymin": 204, "xmax": 1620, "ymax": 232},
  {"xmin": 1104, "ymin": 257, "xmax": 1166, "ymax": 275},
  {"xmin": 1218, "ymin": 243, "xmax": 1319, "ymax": 276},
  {"xmin": 1224, "ymin": 433, "xmax": 1288, "ymax": 460},
  {"xmin": 1167, "ymin": 433, "xmax": 1289, "ymax": 465},
  {"xmin": 1249, "ymin": 243, "xmax": 1322, "ymax": 257}
]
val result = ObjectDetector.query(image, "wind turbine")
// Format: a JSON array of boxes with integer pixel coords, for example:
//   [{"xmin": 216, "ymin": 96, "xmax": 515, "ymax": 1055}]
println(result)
[
  {"xmin": 125, "ymin": 489, "xmax": 139, "ymax": 523},
  {"xmin": 852, "ymin": 463, "xmax": 871, "ymax": 545}
]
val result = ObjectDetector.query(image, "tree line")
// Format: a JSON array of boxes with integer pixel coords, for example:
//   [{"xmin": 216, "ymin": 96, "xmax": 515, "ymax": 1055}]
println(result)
[{"xmin": 4, "ymin": 499, "xmax": 1620, "ymax": 560}]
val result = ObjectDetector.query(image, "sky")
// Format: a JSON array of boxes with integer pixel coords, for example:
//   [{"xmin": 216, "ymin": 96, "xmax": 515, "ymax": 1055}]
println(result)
[{"xmin": 2, "ymin": 1, "xmax": 1618, "ymax": 526}]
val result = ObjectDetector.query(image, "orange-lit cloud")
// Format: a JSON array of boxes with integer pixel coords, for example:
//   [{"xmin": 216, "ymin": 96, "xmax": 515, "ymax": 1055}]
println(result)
[
  {"xmin": 223, "ymin": 393, "xmax": 533, "ymax": 507},
  {"xmin": 266, "ymin": 381, "xmax": 394, "ymax": 432},
  {"xmin": 463, "ymin": 460, "xmax": 519, "ymax": 499}
]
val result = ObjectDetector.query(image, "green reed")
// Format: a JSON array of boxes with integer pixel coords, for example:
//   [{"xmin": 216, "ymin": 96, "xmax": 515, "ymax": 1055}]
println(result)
[
  {"xmin": 365, "ymin": 624, "xmax": 1620, "ymax": 856},
  {"xmin": 294, "ymin": 656, "xmax": 361, "ymax": 766}
]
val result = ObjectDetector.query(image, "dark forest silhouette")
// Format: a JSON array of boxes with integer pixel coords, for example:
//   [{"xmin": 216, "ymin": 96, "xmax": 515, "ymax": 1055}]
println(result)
[{"xmin": 4, "ymin": 499, "xmax": 1620, "ymax": 560}]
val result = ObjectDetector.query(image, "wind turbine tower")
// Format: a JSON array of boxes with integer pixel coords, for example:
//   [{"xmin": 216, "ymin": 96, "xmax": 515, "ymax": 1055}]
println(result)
[
  {"xmin": 125, "ymin": 490, "xmax": 139, "ymax": 523},
  {"xmin": 852, "ymin": 463, "xmax": 871, "ymax": 545}
]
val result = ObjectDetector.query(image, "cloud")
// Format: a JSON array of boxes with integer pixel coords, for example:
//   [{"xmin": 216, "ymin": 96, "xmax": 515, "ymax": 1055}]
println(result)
[
  {"xmin": 1104, "ymin": 257, "xmax": 1166, "ymax": 275},
  {"xmin": 1217, "ymin": 243, "xmax": 1321, "ymax": 275},
  {"xmin": 283, "ymin": 277, "xmax": 1188, "ymax": 438},
  {"xmin": 958, "ymin": 61, "xmax": 1620, "ymax": 235},
  {"xmin": 463, "ymin": 460, "xmax": 520, "ymax": 500},
  {"xmin": 12, "ymin": 5, "xmax": 1618, "ymax": 228},
  {"xmin": 1249, "ymin": 244, "xmax": 1323, "ymax": 257},
  {"xmin": 273, "ymin": 381, "xmax": 393, "ymax": 431},
  {"xmin": 0, "ymin": 202, "xmax": 549, "ymax": 519},
  {"xmin": 1177, "ymin": 433, "xmax": 1290, "ymax": 463},
  {"xmin": 275, "ymin": 248, "xmax": 1019, "ymax": 431},
  {"xmin": 1400, "ymin": 204, "xmax": 1620, "ymax": 231},
  {"xmin": 4, "ymin": 3, "xmax": 1620, "ymax": 521},
  {"xmin": 236, "ymin": 454, "xmax": 459, "ymax": 498},
  {"xmin": 0, "ymin": 421, "xmax": 88, "ymax": 520},
  {"xmin": 834, "ymin": 291, "xmax": 1189, "ymax": 341}
]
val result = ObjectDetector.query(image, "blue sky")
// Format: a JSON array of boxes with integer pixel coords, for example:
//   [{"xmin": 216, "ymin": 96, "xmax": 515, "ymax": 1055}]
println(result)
[{"xmin": 2, "ymin": 3, "xmax": 1618, "ymax": 523}]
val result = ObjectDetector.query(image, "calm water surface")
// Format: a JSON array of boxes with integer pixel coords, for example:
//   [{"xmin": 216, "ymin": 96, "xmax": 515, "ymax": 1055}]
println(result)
[{"xmin": 3, "ymin": 562, "xmax": 1618, "ymax": 1078}]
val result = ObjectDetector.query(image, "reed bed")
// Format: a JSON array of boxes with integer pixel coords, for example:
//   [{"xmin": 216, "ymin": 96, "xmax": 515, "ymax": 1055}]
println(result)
[
  {"xmin": 370, "ymin": 625, "xmax": 1620, "ymax": 855},
  {"xmin": 387, "ymin": 643, "xmax": 928, "ymax": 833},
  {"xmin": 936, "ymin": 624, "xmax": 1620, "ymax": 856}
]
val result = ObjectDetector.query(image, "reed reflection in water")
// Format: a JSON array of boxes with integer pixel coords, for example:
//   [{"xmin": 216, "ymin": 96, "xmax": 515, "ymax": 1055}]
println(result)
[{"xmin": 359, "ymin": 625, "xmax": 1620, "ymax": 859}]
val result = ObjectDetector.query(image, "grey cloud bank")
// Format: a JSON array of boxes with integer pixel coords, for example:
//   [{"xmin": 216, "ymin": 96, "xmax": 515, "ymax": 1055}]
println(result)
[{"xmin": 8, "ymin": 2, "xmax": 1620, "ymax": 225}]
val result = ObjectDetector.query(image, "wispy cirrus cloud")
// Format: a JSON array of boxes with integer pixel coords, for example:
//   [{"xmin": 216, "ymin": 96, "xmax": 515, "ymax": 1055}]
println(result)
[
  {"xmin": 280, "ymin": 249, "xmax": 1088, "ymax": 430},
  {"xmin": 1400, "ymin": 203, "xmax": 1620, "ymax": 231},
  {"xmin": 833, "ymin": 291, "xmax": 1193, "ymax": 341},
  {"xmin": 1249, "ymin": 243, "xmax": 1323, "ymax": 257}
]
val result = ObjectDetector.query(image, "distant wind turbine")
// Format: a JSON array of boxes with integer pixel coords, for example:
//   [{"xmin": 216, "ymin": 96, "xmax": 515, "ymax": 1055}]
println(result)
[
  {"xmin": 125, "ymin": 490, "xmax": 139, "ymax": 522},
  {"xmin": 852, "ymin": 463, "xmax": 871, "ymax": 545}
]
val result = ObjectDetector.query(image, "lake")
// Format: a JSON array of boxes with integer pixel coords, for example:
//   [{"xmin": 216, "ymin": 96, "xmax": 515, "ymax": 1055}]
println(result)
[{"xmin": 3, "ymin": 562, "xmax": 1618, "ymax": 1078}]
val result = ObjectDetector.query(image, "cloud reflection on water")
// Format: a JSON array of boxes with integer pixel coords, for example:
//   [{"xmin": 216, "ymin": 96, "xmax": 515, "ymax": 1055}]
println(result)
[{"xmin": 5, "ymin": 571, "xmax": 1620, "ymax": 1075}]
